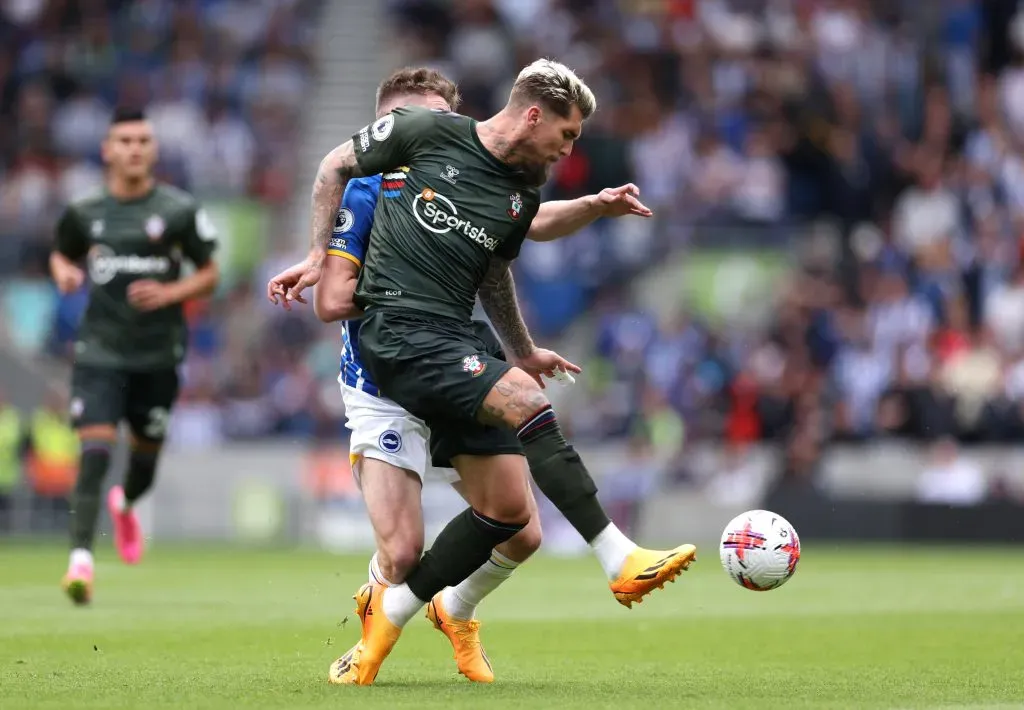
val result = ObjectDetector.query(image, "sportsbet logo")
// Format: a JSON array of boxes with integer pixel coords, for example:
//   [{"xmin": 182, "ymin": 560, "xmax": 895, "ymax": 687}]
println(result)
[
  {"xmin": 413, "ymin": 188, "xmax": 498, "ymax": 251},
  {"xmin": 87, "ymin": 244, "xmax": 171, "ymax": 285}
]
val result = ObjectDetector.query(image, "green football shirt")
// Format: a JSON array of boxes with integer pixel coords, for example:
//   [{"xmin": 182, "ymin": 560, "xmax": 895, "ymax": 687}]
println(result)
[
  {"xmin": 351, "ymin": 106, "xmax": 540, "ymax": 322},
  {"xmin": 55, "ymin": 184, "xmax": 218, "ymax": 371}
]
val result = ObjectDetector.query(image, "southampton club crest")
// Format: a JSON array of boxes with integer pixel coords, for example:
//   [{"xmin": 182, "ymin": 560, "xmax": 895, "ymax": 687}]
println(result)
[
  {"xmin": 507, "ymin": 192, "xmax": 523, "ymax": 220},
  {"xmin": 462, "ymin": 354, "xmax": 487, "ymax": 377},
  {"xmin": 145, "ymin": 214, "xmax": 166, "ymax": 241}
]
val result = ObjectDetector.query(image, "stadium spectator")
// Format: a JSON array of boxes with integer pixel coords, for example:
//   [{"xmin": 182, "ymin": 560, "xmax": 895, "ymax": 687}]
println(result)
[{"xmin": 8, "ymin": 0, "xmax": 1024, "ymax": 475}]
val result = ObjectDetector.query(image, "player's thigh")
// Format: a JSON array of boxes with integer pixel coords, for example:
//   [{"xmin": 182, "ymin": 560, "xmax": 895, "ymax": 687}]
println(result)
[
  {"xmin": 430, "ymin": 417, "xmax": 523, "ymax": 472},
  {"xmin": 341, "ymin": 384, "xmax": 432, "ymax": 483},
  {"xmin": 125, "ymin": 368, "xmax": 179, "ymax": 444},
  {"xmin": 358, "ymin": 310, "xmax": 513, "ymax": 425},
  {"xmin": 70, "ymin": 365, "xmax": 127, "ymax": 433},
  {"xmin": 450, "ymin": 452, "xmax": 531, "ymax": 524},
  {"xmin": 478, "ymin": 366, "xmax": 551, "ymax": 430}
]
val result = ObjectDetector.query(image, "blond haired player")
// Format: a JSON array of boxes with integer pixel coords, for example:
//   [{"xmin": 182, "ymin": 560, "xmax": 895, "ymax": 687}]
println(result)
[{"xmin": 272, "ymin": 62, "xmax": 696, "ymax": 685}]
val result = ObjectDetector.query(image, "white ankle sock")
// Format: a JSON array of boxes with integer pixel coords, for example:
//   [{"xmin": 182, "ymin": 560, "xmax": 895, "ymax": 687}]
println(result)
[
  {"xmin": 70, "ymin": 548, "xmax": 94, "ymax": 569},
  {"xmin": 590, "ymin": 523, "xmax": 637, "ymax": 581},
  {"xmin": 368, "ymin": 552, "xmax": 394, "ymax": 587},
  {"xmin": 380, "ymin": 583, "xmax": 426, "ymax": 627},
  {"xmin": 442, "ymin": 550, "xmax": 519, "ymax": 620}
]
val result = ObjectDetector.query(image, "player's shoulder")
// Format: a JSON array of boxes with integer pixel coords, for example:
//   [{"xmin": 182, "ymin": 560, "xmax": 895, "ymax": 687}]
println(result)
[
  {"xmin": 154, "ymin": 182, "xmax": 200, "ymax": 213},
  {"xmin": 390, "ymin": 106, "xmax": 468, "ymax": 130},
  {"xmin": 349, "ymin": 174, "xmax": 383, "ymax": 195},
  {"xmin": 64, "ymin": 188, "xmax": 106, "ymax": 214},
  {"xmin": 517, "ymin": 185, "xmax": 543, "ymax": 210}
]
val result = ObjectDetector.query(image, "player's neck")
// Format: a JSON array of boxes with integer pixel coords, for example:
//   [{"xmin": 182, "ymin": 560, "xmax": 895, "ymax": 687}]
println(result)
[
  {"xmin": 476, "ymin": 113, "xmax": 522, "ymax": 167},
  {"xmin": 107, "ymin": 175, "xmax": 155, "ymax": 202}
]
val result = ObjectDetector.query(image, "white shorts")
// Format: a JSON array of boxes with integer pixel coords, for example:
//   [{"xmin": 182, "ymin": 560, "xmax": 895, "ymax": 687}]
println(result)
[{"xmin": 340, "ymin": 381, "xmax": 459, "ymax": 484}]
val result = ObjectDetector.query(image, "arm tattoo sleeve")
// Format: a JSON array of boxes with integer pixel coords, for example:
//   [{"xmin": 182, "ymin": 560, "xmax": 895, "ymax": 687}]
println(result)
[
  {"xmin": 478, "ymin": 258, "xmax": 535, "ymax": 359},
  {"xmin": 310, "ymin": 140, "xmax": 364, "ymax": 257}
]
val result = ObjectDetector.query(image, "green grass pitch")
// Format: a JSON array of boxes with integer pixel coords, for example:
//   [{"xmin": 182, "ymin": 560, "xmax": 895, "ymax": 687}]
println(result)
[{"xmin": 2, "ymin": 542, "xmax": 1023, "ymax": 709}]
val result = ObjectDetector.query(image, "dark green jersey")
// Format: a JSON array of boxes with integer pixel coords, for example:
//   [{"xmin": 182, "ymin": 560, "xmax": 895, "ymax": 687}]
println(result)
[
  {"xmin": 351, "ymin": 107, "xmax": 540, "ymax": 322},
  {"xmin": 55, "ymin": 183, "xmax": 218, "ymax": 371}
]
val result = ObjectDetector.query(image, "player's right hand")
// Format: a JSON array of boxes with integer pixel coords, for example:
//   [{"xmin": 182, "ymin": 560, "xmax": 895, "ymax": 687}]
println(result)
[{"xmin": 53, "ymin": 263, "xmax": 85, "ymax": 294}]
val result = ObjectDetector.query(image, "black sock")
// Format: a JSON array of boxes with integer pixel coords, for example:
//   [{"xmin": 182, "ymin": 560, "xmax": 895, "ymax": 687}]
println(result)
[
  {"xmin": 518, "ymin": 405, "xmax": 611, "ymax": 543},
  {"xmin": 69, "ymin": 441, "xmax": 112, "ymax": 550},
  {"xmin": 405, "ymin": 508, "xmax": 524, "ymax": 601},
  {"xmin": 124, "ymin": 449, "xmax": 160, "ymax": 504}
]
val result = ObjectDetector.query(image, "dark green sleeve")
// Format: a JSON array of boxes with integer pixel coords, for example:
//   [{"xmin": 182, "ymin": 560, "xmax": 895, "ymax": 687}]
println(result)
[
  {"xmin": 54, "ymin": 206, "xmax": 89, "ymax": 260},
  {"xmin": 178, "ymin": 204, "xmax": 218, "ymax": 267},
  {"xmin": 353, "ymin": 106, "xmax": 440, "ymax": 176}
]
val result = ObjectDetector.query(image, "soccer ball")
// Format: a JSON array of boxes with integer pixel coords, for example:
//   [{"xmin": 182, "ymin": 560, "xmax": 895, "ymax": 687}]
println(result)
[{"xmin": 719, "ymin": 509, "xmax": 800, "ymax": 591}]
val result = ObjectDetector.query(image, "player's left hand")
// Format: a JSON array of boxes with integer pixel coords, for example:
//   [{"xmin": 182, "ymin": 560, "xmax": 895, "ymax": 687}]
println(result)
[
  {"xmin": 596, "ymin": 184, "xmax": 653, "ymax": 219},
  {"xmin": 127, "ymin": 280, "xmax": 174, "ymax": 311},
  {"xmin": 514, "ymin": 348, "xmax": 582, "ymax": 389}
]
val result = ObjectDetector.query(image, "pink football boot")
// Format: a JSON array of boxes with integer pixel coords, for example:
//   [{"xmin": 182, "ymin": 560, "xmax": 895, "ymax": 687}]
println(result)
[{"xmin": 107, "ymin": 485, "xmax": 144, "ymax": 565}]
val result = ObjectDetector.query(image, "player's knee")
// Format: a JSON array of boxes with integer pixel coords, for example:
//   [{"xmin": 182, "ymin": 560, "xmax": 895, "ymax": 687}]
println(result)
[
  {"xmin": 378, "ymin": 534, "xmax": 423, "ymax": 583},
  {"xmin": 483, "ymin": 369, "xmax": 551, "ymax": 430},
  {"xmin": 77, "ymin": 424, "xmax": 118, "ymax": 442},
  {"xmin": 130, "ymin": 436, "xmax": 163, "ymax": 455},
  {"xmin": 505, "ymin": 516, "xmax": 542, "ymax": 559},
  {"xmin": 506, "ymin": 372, "xmax": 551, "ymax": 429},
  {"xmin": 475, "ymin": 497, "xmax": 531, "ymax": 528}
]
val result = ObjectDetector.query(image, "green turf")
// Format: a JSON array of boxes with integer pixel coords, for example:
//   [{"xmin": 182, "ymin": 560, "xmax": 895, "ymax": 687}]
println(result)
[{"xmin": 1, "ymin": 542, "xmax": 1023, "ymax": 709}]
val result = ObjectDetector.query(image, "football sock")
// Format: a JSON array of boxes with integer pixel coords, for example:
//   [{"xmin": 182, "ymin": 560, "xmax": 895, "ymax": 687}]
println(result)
[
  {"xmin": 123, "ymin": 449, "xmax": 160, "ymax": 505},
  {"xmin": 69, "ymin": 441, "xmax": 112, "ymax": 551},
  {"xmin": 518, "ymin": 406, "xmax": 613, "ymax": 542},
  {"xmin": 368, "ymin": 552, "xmax": 394, "ymax": 587},
  {"xmin": 69, "ymin": 548, "xmax": 94, "ymax": 570},
  {"xmin": 590, "ymin": 522, "xmax": 638, "ymax": 581},
  {"xmin": 381, "ymin": 583, "xmax": 424, "ymax": 627},
  {"xmin": 442, "ymin": 549, "xmax": 519, "ymax": 620},
  {"xmin": 386, "ymin": 508, "xmax": 525, "ymax": 627}
]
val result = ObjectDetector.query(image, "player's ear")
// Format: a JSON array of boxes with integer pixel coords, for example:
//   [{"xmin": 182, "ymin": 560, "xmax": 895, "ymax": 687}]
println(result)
[
  {"xmin": 526, "ymin": 106, "xmax": 542, "ymax": 128},
  {"xmin": 100, "ymin": 136, "xmax": 112, "ymax": 165}
]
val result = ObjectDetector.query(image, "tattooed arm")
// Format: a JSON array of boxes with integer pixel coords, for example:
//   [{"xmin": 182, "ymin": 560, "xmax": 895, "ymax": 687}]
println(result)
[
  {"xmin": 478, "ymin": 257, "xmax": 535, "ymax": 360},
  {"xmin": 309, "ymin": 140, "xmax": 366, "ymax": 258},
  {"xmin": 277, "ymin": 141, "xmax": 366, "ymax": 302}
]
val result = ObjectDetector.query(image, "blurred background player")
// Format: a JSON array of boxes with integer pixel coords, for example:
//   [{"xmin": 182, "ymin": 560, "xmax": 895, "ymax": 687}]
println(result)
[{"xmin": 50, "ymin": 107, "xmax": 220, "ymax": 605}]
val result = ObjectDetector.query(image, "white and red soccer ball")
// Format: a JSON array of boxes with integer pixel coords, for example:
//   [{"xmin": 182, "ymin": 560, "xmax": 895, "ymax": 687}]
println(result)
[{"xmin": 719, "ymin": 510, "xmax": 801, "ymax": 591}]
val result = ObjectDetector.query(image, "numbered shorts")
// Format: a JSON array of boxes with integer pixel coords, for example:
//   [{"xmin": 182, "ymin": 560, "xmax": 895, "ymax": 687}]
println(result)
[
  {"xmin": 69, "ymin": 365, "xmax": 179, "ymax": 442},
  {"xmin": 356, "ymin": 310, "xmax": 525, "ymax": 467},
  {"xmin": 340, "ymin": 381, "xmax": 459, "ymax": 485}
]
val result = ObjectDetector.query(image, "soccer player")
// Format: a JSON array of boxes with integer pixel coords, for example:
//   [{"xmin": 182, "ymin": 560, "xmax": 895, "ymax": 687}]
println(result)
[
  {"xmin": 50, "ymin": 107, "xmax": 220, "ymax": 605},
  {"xmin": 283, "ymin": 59, "xmax": 696, "ymax": 685},
  {"xmin": 271, "ymin": 67, "xmax": 663, "ymax": 683}
]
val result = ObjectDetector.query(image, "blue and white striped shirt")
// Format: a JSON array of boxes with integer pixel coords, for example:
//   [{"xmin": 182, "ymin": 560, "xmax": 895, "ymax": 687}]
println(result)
[{"xmin": 328, "ymin": 175, "xmax": 382, "ymax": 396}]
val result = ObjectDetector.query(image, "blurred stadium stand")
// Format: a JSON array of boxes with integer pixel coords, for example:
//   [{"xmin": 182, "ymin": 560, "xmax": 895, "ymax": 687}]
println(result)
[{"xmin": 2, "ymin": 0, "xmax": 1024, "ymax": 543}]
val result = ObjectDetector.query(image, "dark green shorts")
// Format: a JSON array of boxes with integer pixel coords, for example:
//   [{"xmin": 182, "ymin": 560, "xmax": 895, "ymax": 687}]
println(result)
[
  {"xmin": 358, "ymin": 310, "xmax": 523, "ymax": 466},
  {"xmin": 70, "ymin": 365, "xmax": 179, "ymax": 442}
]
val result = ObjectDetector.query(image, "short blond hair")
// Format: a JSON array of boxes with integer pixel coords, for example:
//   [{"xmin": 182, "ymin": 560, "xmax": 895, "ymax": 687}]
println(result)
[{"xmin": 509, "ymin": 59, "xmax": 596, "ymax": 119}]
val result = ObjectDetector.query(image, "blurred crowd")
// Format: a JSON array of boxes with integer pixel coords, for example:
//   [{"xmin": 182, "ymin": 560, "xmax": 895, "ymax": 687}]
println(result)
[
  {"xmin": 0, "ymin": 0, "xmax": 329, "ymax": 443},
  {"xmin": 8, "ymin": 0, "xmax": 1024, "ymax": 466},
  {"xmin": 390, "ymin": 0, "xmax": 1024, "ymax": 479}
]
